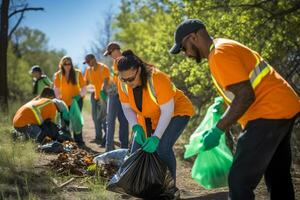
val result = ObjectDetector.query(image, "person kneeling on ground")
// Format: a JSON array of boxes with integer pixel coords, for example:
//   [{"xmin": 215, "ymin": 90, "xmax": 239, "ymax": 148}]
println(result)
[{"xmin": 12, "ymin": 87, "xmax": 68, "ymax": 142}]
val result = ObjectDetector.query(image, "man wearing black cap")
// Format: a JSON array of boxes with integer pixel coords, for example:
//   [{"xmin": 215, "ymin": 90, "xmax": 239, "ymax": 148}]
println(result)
[
  {"xmin": 83, "ymin": 54, "xmax": 110, "ymax": 146},
  {"xmin": 29, "ymin": 65, "xmax": 52, "ymax": 95},
  {"xmin": 103, "ymin": 42, "xmax": 129, "ymax": 152},
  {"xmin": 170, "ymin": 19, "xmax": 299, "ymax": 200}
]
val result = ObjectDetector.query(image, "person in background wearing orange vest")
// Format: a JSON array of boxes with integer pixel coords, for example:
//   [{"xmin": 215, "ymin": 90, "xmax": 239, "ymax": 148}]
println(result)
[
  {"xmin": 13, "ymin": 87, "xmax": 57, "ymax": 141},
  {"xmin": 103, "ymin": 42, "xmax": 129, "ymax": 152},
  {"xmin": 117, "ymin": 50, "xmax": 194, "ymax": 198},
  {"xmin": 53, "ymin": 56, "xmax": 87, "ymax": 146},
  {"xmin": 170, "ymin": 19, "xmax": 300, "ymax": 200},
  {"xmin": 83, "ymin": 54, "xmax": 110, "ymax": 147}
]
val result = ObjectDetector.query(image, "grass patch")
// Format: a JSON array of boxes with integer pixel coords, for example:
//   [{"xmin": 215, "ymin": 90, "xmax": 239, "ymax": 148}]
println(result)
[
  {"xmin": 0, "ymin": 101, "xmax": 55, "ymax": 200},
  {"xmin": 0, "ymin": 99, "xmax": 118, "ymax": 199},
  {"xmin": 82, "ymin": 177, "xmax": 118, "ymax": 200}
]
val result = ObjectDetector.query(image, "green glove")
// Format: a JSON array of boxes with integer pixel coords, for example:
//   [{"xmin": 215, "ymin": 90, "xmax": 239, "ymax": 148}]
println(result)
[
  {"xmin": 132, "ymin": 124, "xmax": 146, "ymax": 146},
  {"xmin": 142, "ymin": 136, "xmax": 160, "ymax": 153},
  {"xmin": 73, "ymin": 95, "xmax": 81, "ymax": 102},
  {"xmin": 212, "ymin": 97, "xmax": 224, "ymax": 113},
  {"xmin": 100, "ymin": 90, "xmax": 107, "ymax": 101},
  {"xmin": 62, "ymin": 110, "xmax": 70, "ymax": 121},
  {"xmin": 201, "ymin": 125, "xmax": 224, "ymax": 150}
]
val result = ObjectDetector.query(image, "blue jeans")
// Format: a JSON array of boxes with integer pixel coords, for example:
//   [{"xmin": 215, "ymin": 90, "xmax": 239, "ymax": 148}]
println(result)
[
  {"xmin": 91, "ymin": 92, "xmax": 107, "ymax": 142},
  {"xmin": 131, "ymin": 116, "xmax": 190, "ymax": 182},
  {"xmin": 228, "ymin": 117, "xmax": 296, "ymax": 200},
  {"xmin": 106, "ymin": 93, "xmax": 129, "ymax": 150},
  {"xmin": 15, "ymin": 125, "xmax": 42, "ymax": 140}
]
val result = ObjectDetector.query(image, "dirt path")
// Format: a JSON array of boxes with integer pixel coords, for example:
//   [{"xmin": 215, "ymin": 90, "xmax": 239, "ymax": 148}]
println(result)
[{"xmin": 81, "ymin": 111, "xmax": 105, "ymax": 154}]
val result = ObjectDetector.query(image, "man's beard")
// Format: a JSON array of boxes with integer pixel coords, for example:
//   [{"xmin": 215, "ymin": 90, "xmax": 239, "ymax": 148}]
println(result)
[{"xmin": 191, "ymin": 44, "xmax": 202, "ymax": 63}]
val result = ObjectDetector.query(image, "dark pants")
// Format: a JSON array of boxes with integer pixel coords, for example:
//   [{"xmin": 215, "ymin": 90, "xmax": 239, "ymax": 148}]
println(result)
[
  {"xmin": 106, "ymin": 93, "xmax": 129, "ymax": 151},
  {"xmin": 228, "ymin": 117, "xmax": 296, "ymax": 200},
  {"xmin": 131, "ymin": 116, "xmax": 190, "ymax": 183},
  {"xmin": 91, "ymin": 92, "xmax": 107, "ymax": 143},
  {"xmin": 15, "ymin": 125, "xmax": 42, "ymax": 140}
]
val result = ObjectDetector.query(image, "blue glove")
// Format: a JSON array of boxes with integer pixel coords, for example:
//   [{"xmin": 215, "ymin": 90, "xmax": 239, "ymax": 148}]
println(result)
[
  {"xmin": 132, "ymin": 124, "xmax": 146, "ymax": 146},
  {"xmin": 100, "ymin": 90, "xmax": 107, "ymax": 101},
  {"xmin": 142, "ymin": 136, "xmax": 160, "ymax": 153},
  {"xmin": 73, "ymin": 95, "xmax": 81, "ymax": 102},
  {"xmin": 202, "ymin": 126, "xmax": 224, "ymax": 150}
]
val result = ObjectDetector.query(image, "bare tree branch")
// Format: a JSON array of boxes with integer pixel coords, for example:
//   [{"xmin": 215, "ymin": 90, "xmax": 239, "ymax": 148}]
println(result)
[
  {"xmin": 229, "ymin": 0, "xmax": 274, "ymax": 14},
  {"xmin": 268, "ymin": 1, "xmax": 300, "ymax": 19},
  {"xmin": 8, "ymin": 8, "xmax": 24, "ymax": 40},
  {"xmin": 198, "ymin": 0, "xmax": 273, "ymax": 14},
  {"xmin": 8, "ymin": 4, "xmax": 44, "ymax": 40},
  {"xmin": 8, "ymin": 4, "xmax": 44, "ymax": 18}
]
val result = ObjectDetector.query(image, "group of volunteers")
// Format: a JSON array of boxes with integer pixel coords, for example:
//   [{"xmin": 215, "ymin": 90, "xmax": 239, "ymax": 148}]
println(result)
[{"xmin": 12, "ymin": 19, "xmax": 299, "ymax": 200}]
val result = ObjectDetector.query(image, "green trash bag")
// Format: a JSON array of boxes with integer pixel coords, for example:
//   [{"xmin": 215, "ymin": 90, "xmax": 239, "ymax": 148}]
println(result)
[
  {"xmin": 69, "ymin": 99, "xmax": 84, "ymax": 134},
  {"xmin": 184, "ymin": 97, "xmax": 233, "ymax": 189}
]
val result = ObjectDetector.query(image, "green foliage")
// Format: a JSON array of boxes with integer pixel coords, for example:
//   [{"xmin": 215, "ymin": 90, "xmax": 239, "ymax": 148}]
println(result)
[
  {"xmin": 0, "ymin": 103, "xmax": 53, "ymax": 199},
  {"xmin": 113, "ymin": 0, "xmax": 300, "ymax": 135},
  {"xmin": 8, "ymin": 26, "xmax": 65, "ymax": 100},
  {"xmin": 7, "ymin": 45, "xmax": 32, "ymax": 100}
]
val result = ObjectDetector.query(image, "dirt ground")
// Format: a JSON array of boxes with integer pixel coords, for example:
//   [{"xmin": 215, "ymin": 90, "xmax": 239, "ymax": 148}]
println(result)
[{"xmin": 37, "ymin": 111, "xmax": 300, "ymax": 200}]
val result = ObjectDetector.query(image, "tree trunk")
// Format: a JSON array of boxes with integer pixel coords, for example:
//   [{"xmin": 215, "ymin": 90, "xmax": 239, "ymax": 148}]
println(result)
[{"xmin": 0, "ymin": 0, "xmax": 10, "ymax": 113}]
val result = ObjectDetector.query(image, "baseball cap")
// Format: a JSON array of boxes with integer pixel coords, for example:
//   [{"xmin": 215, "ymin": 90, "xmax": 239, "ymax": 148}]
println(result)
[
  {"xmin": 83, "ymin": 54, "xmax": 96, "ymax": 64},
  {"xmin": 103, "ymin": 42, "xmax": 121, "ymax": 56},
  {"xmin": 169, "ymin": 19, "xmax": 206, "ymax": 54},
  {"xmin": 29, "ymin": 65, "xmax": 42, "ymax": 74}
]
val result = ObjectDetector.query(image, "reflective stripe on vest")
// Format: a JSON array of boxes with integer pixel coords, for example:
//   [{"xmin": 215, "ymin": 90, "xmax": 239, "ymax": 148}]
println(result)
[
  {"xmin": 27, "ymin": 100, "xmax": 53, "ymax": 125},
  {"xmin": 59, "ymin": 71, "xmax": 81, "ymax": 96},
  {"xmin": 210, "ymin": 44, "xmax": 271, "ymax": 104},
  {"xmin": 121, "ymin": 77, "xmax": 158, "ymax": 105}
]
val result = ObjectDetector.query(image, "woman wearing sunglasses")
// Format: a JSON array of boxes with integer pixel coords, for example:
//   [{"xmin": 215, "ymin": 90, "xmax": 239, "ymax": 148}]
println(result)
[
  {"xmin": 53, "ymin": 56, "xmax": 87, "ymax": 146},
  {"xmin": 117, "ymin": 50, "xmax": 194, "ymax": 197}
]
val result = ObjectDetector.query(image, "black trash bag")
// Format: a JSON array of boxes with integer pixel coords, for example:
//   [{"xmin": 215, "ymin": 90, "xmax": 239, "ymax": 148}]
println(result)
[
  {"xmin": 38, "ymin": 141, "xmax": 64, "ymax": 153},
  {"xmin": 107, "ymin": 149, "xmax": 176, "ymax": 199}
]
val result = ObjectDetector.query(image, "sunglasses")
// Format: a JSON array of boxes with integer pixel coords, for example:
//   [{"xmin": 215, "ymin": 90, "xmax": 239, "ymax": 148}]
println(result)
[
  {"xmin": 119, "ymin": 69, "xmax": 139, "ymax": 83},
  {"xmin": 64, "ymin": 63, "xmax": 71, "ymax": 66}
]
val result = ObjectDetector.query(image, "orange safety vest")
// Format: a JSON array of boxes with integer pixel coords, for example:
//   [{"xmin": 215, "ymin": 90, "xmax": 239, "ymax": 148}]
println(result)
[
  {"xmin": 210, "ymin": 44, "xmax": 272, "ymax": 104},
  {"xmin": 26, "ymin": 99, "xmax": 53, "ymax": 125}
]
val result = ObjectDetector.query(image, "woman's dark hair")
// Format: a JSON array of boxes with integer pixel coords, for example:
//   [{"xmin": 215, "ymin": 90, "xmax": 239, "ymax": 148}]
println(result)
[
  {"xmin": 59, "ymin": 56, "xmax": 77, "ymax": 85},
  {"xmin": 40, "ymin": 87, "xmax": 55, "ymax": 99},
  {"xmin": 117, "ymin": 49, "xmax": 153, "ymax": 87}
]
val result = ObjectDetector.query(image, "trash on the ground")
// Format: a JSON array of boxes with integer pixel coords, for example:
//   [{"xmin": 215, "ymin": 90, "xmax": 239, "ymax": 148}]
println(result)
[
  {"xmin": 50, "ymin": 145, "xmax": 93, "ymax": 176},
  {"xmin": 107, "ymin": 148, "xmax": 176, "ymax": 199},
  {"xmin": 38, "ymin": 141, "xmax": 64, "ymax": 153},
  {"xmin": 93, "ymin": 148, "xmax": 128, "ymax": 168},
  {"xmin": 49, "ymin": 142, "xmax": 119, "ymax": 179},
  {"xmin": 63, "ymin": 140, "xmax": 77, "ymax": 152},
  {"xmin": 95, "ymin": 163, "xmax": 119, "ymax": 179},
  {"xmin": 184, "ymin": 97, "xmax": 233, "ymax": 189},
  {"xmin": 38, "ymin": 140, "xmax": 77, "ymax": 153}
]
